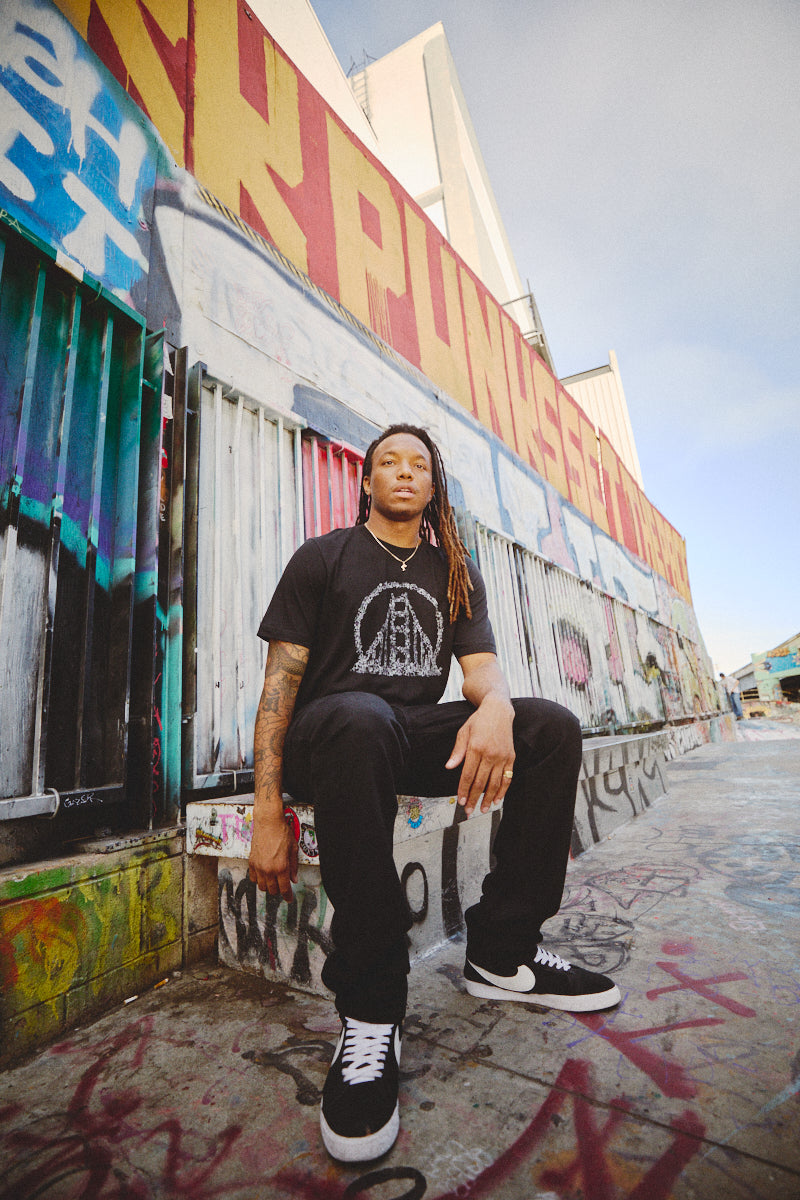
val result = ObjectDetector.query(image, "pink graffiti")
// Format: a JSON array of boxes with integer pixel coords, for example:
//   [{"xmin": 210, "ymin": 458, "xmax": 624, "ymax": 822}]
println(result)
[
  {"xmin": 647, "ymin": 962, "xmax": 757, "ymax": 1018},
  {"xmin": 0, "ymin": 1019, "xmax": 258, "ymax": 1200},
  {"xmin": 573, "ymin": 1012, "xmax": 724, "ymax": 1099},
  {"xmin": 274, "ymin": 1058, "xmax": 706, "ymax": 1199}
]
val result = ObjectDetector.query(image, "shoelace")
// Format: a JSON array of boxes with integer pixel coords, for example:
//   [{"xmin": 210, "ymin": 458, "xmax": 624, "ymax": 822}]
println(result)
[
  {"xmin": 534, "ymin": 946, "xmax": 571, "ymax": 972},
  {"xmin": 340, "ymin": 1019, "xmax": 395, "ymax": 1085}
]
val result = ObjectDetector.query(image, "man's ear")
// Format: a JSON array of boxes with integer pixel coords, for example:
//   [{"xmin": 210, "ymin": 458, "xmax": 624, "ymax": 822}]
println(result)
[{"xmin": 362, "ymin": 477, "xmax": 371, "ymax": 496}]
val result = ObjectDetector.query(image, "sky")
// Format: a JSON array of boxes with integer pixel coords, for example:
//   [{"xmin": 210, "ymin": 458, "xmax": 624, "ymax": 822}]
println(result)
[{"xmin": 312, "ymin": 0, "xmax": 799, "ymax": 674}]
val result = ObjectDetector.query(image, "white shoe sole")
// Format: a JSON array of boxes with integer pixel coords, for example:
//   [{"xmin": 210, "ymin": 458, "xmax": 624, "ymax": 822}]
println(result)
[
  {"xmin": 465, "ymin": 977, "xmax": 621, "ymax": 1011},
  {"xmin": 320, "ymin": 1102, "xmax": 400, "ymax": 1162}
]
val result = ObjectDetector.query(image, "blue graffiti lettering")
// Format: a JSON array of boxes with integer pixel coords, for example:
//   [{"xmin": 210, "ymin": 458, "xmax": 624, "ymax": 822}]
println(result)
[{"xmin": 0, "ymin": 1, "xmax": 157, "ymax": 299}]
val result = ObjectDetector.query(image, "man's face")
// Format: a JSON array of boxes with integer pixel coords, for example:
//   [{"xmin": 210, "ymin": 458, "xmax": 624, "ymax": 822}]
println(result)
[{"xmin": 363, "ymin": 433, "xmax": 434, "ymax": 523}]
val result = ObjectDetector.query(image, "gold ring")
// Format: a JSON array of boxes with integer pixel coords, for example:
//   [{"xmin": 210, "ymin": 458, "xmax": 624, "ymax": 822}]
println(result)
[{"xmin": 503, "ymin": 770, "xmax": 514, "ymax": 779}]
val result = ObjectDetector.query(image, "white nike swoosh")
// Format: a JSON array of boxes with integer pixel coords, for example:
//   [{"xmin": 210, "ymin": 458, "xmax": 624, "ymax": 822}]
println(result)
[{"xmin": 468, "ymin": 961, "xmax": 536, "ymax": 992}]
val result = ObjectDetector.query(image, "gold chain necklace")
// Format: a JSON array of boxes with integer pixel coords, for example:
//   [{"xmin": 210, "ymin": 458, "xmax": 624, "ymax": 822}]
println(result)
[{"xmin": 365, "ymin": 524, "xmax": 422, "ymax": 572}]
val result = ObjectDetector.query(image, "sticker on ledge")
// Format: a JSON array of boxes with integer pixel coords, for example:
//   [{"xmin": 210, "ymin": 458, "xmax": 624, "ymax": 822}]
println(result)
[
  {"xmin": 283, "ymin": 806, "xmax": 300, "ymax": 843},
  {"xmin": 407, "ymin": 798, "xmax": 423, "ymax": 828},
  {"xmin": 300, "ymin": 823, "xmax": 319, "ymax": 859}
]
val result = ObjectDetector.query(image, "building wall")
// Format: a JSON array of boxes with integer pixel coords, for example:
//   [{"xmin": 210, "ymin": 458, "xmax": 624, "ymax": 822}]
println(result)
[
  {"xmin": 350, "ymin": 23, "xmax": 540, "ymax": 353},
  {"xmin": 561, "ymin": 350, "xmax": 645, "ymax": 489},
  {"xmin": 1, "ymin": 0, "xmax": 718, "ymax": 813},
  {"xmin": 751, "ymin": 633, "xmax": 800, "ymax": 702},
  {"xmin": 0, "ymin": 0, "xmax": 722, "ymax": 1057},
  {"xmin": 46, "ymin": 0, "xmax": 692, "ymax": 602},
  {"xmin": 0, "ymin": 833, "xmax": 217, "ymax": 1066}
]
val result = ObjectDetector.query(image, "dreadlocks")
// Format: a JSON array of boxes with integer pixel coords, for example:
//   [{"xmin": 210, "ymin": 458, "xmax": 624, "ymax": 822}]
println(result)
[{"xmin": 356, "ymin": 424, "xmax": 473, "ymax": 621}]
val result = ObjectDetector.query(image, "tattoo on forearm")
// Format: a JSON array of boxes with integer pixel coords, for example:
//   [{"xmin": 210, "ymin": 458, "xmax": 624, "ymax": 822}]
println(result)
[{"xmin": 254, "ymin": 643, "xmax": 309, "ymax": 802}]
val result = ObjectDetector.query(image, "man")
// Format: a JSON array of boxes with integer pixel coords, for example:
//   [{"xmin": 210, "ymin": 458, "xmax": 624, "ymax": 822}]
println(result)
[
  {"xmin": 720, "ymin": 672, "xmax": 743, "ymax": 719},
  {"xmin": 248, "ymin": 424, "xmax": 620, "ymax": 1163}
]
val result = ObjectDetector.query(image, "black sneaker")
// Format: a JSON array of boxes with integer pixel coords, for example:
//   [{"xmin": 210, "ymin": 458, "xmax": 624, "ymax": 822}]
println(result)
[
  {"xmin": 464, "ymin": 944, "xmax": 620, "ymax": 1011},
  {"xmin": 320, "ymin": 1018, "xmax": 401, "ymax": 1162}
]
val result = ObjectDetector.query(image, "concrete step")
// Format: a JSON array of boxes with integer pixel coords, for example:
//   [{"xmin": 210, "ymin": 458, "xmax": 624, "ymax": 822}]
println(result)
[{"xmin": 187, "ymin": 726, "xmax": 735, "ymax": 994}]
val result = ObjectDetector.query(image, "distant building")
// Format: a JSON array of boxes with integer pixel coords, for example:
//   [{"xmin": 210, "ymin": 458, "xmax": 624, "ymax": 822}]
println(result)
[
  {"xmin": 350, "ymin": 23, "xmax": 554, "ymax": 369},
  {"xmin": 561, "ymin": 351, "xmax": 645, "ymax": 489},
  {"xmin": 746, "ymin": 633, "xmax": 800, "ymax": 703},
  {"xmin": 248, "ymin": 0, "xmax": 380, "ymax": 154},
  {"xmin": 353, "ymin": 26, "xmax": 643, "ymax": 495}
]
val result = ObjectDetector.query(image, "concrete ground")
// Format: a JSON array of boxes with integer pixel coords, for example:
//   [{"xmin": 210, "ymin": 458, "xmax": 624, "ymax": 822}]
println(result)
[{"xmin": 2, "ymin": 728, "xmax": 799, "ymax": 1200}]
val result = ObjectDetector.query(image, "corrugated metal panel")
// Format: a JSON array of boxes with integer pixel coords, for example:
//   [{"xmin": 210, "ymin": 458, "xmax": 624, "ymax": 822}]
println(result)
[
  {"xmin": 302, "ymin": 434, "xmax": 362, "ymax": 538},
  {"xmin": 127, "ymin": 333, "xmax": 171, "ymax": 827},
  {"xmin": 470, "ymin": 521, "xmax": 693, "ymax": 733},
  {"xmin": 182, "ymin": 422, "xmax": 716, "ymax": 799},
  {"xmin": 0, "ymin": 220, "xmax": 147, "ymax": 821},
  {"xmin": 185, "ymin": 378, "xmax": 306, "ymax": 789}
]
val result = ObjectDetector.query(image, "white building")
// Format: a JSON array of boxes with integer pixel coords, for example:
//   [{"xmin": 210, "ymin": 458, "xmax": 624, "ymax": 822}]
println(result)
[
  {"xmin": 349, "ymin": 23, "xmax": 553, "ymax": 369},
  {"xmin": 247, "ymin": 0, "xmax": 379, "ymax": 153},
  {"xmin": 561, "ymin": 351, "xmax": 644, "ymax": 488},
  {"xmin": 239, "ymin": 5, "xmax": 641, "ymax": 492}
]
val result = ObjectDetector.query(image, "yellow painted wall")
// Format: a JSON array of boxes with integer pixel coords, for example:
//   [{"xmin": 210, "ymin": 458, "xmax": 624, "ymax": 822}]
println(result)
[{"xmin": 52, "ymin": 0, "xmax": 691, "ymax": 600}]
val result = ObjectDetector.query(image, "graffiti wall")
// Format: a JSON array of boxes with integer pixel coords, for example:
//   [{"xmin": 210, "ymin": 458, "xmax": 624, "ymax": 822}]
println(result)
[
  {"xmin": 0, "ymin": 0, "xmax": 168, "ymax": 309},
  {"xmin": 0, "ymin": 216, "xmax": 152, "ymax": 822},
  {"xmin": 49, "ymin": 0, "xmax": 691, "ymax": 600},
  {"xmin": 0, "ymin": 0, "xmax": 172, "ymax": 827},
  {"xmin": 752, "ymin": 633, "xmax": 800, "ymax": 702},
  {"xmin": 173, "ymin": 192, "xmax": 718, "ymax": 785},
  {"xmin": 0, "ymin": 833, "xmax": 184, "ymax": 1065},
  {"xmin": 2, "ymin": 0, "xmax": 718, "ymax": 832}
]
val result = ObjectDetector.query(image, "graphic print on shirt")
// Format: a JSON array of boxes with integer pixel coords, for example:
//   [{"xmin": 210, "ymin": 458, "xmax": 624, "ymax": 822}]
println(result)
[{"xmin": 354, "ymin": 582, "xmax": 444, "ymax": 677}]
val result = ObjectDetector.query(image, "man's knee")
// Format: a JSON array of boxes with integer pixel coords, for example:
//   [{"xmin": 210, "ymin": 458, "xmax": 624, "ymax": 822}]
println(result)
[
  {"xmin": 511, "ymin": 697, "xmax": 582, "ymax": 755},
  {"xmin": 297, "ymin": 691, "xmax": 402, "ymax": 750}
]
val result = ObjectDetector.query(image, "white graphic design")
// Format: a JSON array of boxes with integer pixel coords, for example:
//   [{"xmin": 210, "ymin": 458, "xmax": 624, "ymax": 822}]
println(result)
[
  {"xmin": 354, "ymin": 582, "xmax": 443, "ymax": 678},
  {"xmin": 468, "ymin": 962, "xmax": 537, "ymax": 992}
]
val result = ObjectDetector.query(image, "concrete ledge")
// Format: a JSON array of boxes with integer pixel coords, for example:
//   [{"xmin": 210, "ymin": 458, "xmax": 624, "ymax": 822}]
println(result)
[
  {"xmin": 573, "ymin": 731, "xmax": 671, "ymax": 853},
  {"xmin": 0, "ymin": 717, "xmax": 736, "ymax": 1064},
  {"xmin": 188, "ymin": 728, "xmax": 685, "ymax": 997},
  {"xmin": 186, "ymin": 792, "xmax": 464, "ymax": 864},
  {"xmin": 662, "ymin": 712, "xmax": 737, "ymax": 758},
  {"xmin": 0, "ymin": 829, "xmax": 187, "ymax": 1068}
]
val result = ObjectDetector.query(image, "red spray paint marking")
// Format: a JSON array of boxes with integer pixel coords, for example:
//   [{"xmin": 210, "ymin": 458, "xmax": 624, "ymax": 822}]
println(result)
[
  {"xmin": 627, "ymin": 1110, "xmax": 707, "ymax": 1200},
  {"xmin": 539, "ymin": 1085, "xmax": 631, "ymax": 1200},
  {"xmin": 647, "ymin": 962, "xmax": 758, "ymax": 1017},
  {"xmin": 272, "ymin": 1172, "xmax": 349, "ymax": 1199},
  {"xmin": 273, "ymin": 1058, "xmax": 707, "ymax": 1200},
  {"xmin": 432, "ymin": 1059, "xmax": 610, "ymax": 1199},
  {"xmin": 661, "ymin": 940, "xmax": 693, "ymax": 956},
  {"xmin": 574, "ymin": 1013, "xmax": 725, "ymax": 1099},
  {"xmin": 1, "ymin": 1018, "xmax": 256, "ymax": 1200}
]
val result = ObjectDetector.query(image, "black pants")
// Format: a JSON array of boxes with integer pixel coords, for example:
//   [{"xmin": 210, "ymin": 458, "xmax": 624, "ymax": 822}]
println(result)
[{"xmin": 283, "ymin": 692, "xmax": 582, "ymax": 1023}]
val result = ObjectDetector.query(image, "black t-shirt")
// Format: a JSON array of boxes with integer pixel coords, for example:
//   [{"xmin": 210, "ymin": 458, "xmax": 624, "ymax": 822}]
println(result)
[{"xmin": 258, "ymin": 525, "xmax": 496, "ymax": 711}]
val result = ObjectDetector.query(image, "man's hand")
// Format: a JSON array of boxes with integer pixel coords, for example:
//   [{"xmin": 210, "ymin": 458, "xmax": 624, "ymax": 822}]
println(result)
[
  {"xmin": 248, "ymin": 808, "xmax": 298, "ymax": 901},
  {"xmin": 446, "ymin": 692, "xmax": 515, "ymax": 816},
  {"xmin": 249, "ymin": 640, "xmax": 308, "ymax": 901}
]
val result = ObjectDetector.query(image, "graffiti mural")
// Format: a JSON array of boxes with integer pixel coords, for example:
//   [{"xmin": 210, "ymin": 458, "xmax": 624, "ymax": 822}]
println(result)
[
  {"xmin": 751, "ymin": 631, "xmax": 800, "ymax": 702},
  {"xmin": 203, "ymin": 730, "xmax": 672, "ymax": 995},
  {"xmin": 0, "ymin": 0, "xmax": 165, "ymax": 306},
  {"xmin": 0, "ymin": 841, "xmax": 182, "ymax": 1062},
  {"xmin": 49, "ymin": 0, "xmax": 691, "ymax": 598},
  {"xmin": 0, "ymin": 0, "xmax": 723, "ymax": 838}
]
